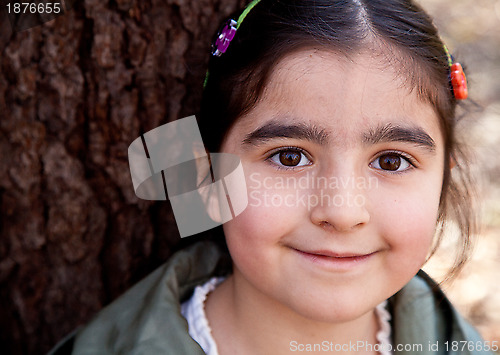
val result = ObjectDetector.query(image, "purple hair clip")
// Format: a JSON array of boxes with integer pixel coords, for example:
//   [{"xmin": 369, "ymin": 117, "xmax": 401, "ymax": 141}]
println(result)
[{"xmin": 212, "ymin": 19, "xmax": 238, "ymax": 57}]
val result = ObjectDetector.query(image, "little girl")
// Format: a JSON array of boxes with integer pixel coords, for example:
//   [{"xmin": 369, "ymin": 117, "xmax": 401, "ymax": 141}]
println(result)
[{"xmin": 68, "ymin": 0, "xmax": 493, "ymax": 354}]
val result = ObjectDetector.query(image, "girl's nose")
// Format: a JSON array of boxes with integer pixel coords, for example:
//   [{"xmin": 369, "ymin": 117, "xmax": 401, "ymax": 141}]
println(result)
[{"xmin": 308, "ymin": 175, "xmax": 370, "ymax": 233}]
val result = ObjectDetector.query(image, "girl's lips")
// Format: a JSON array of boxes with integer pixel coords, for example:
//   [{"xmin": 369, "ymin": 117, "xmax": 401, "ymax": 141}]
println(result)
[
  {"xmin": 291, "ymin": 247, "xmax": 377, "ymax": 270},
  {"xmin": 297, "ymin": 249, "xmax": 372, "ymax": 258}
]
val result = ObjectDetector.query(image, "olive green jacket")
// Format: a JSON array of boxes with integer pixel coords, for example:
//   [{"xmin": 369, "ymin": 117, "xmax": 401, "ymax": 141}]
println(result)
[{"xmin": 63, "ymin": 241, "xmax": 492, "ymax": 355}]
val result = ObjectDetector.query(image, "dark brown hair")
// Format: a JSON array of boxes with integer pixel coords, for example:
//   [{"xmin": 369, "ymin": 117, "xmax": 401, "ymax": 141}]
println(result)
[{"xmin": 197, "ymin": 0, "xmax": 476, "ymax": 280}]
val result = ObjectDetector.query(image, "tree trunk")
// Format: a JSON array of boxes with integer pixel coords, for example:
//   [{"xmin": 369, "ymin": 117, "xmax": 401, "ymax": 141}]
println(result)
[{"xmin": 0, "ymin": 0, "xmax": 244, "ymax": 353}]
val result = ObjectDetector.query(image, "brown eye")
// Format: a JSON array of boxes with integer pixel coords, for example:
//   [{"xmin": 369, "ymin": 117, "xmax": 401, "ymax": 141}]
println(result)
[
  {"xmin": 279, "ymin": 151, "xmax": 302, "ymax": 166},
  {"xmin": 379, "ymin": 154, "xmax": 401, "ymax": 171},
  {"xmin": 269, "ymin": 148, "xmax": 311, "ymax": 168},
  {"xmin": 371, "ymin": 152, "xmax": 412, "ymax": 172}
]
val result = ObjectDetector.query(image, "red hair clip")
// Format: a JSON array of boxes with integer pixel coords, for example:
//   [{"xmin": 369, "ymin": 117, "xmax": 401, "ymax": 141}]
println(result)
[
  {"xmin": 444, "ymin": 45, "xmax": 468, "ymax": 100},
  {"xmin": 450, "ymin": 62, "xmax": 468, "ymax": 100}
]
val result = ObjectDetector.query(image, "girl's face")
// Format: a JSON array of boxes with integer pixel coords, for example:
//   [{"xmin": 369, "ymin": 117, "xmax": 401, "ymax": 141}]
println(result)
[{"xmin": 220, "ymin": 49, "xmax": 445, "ymax": 323}]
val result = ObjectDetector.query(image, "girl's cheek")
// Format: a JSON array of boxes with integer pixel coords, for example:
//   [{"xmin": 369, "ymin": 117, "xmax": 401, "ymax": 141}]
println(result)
[
  {"xmin": 374, "ymin": 188, "xmax": 439, "ymax": 253},
  {"xmin": 223, "ymin": 177, "xmax": 306, "ymax": 252},
  {"xmin": 222, "ymin": 204, "xmax": 278, "ymax": 274},
  {"xmin": 227, "ymin": 188, "xmax": 293, "ymax": 236}
]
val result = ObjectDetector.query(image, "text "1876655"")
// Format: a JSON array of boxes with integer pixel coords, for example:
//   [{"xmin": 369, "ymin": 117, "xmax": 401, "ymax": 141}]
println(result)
[{"xmin": 6, "ymin": 2, "xmax": 61, "ymax": 14}]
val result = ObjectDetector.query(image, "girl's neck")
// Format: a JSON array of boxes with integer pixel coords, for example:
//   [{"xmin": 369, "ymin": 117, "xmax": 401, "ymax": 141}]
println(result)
[{"xmin": 205, "ymin": 270, "xmax": 380, "ymax": 355}]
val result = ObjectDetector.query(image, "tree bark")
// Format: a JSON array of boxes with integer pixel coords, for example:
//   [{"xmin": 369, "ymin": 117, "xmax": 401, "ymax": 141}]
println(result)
[{"xmin": 0, "ymin": 0, "xmax": 244, "ymax": 353}]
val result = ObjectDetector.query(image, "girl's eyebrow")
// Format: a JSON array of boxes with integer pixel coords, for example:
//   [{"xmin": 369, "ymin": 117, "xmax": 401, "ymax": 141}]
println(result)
[
  {"xmin": 363, "ymin": 123, "xmax": 436, "ymax": 153},
  {"xmin": 241, "ymin": 121, "xmax": 436, "ymax": 153},
  {"xmin": 242, "ymin": 121, "xmax": 330, "ymax": 147}
]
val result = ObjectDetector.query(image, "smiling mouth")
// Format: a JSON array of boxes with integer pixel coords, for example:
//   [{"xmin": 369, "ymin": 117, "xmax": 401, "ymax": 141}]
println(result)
[
  {"xmin": 292, "ymin": 247, "xmax": 375, "ymax": 258},
  {"xmin": 291, "ymin": 247, "xmax": 376, "ymax": 269}
]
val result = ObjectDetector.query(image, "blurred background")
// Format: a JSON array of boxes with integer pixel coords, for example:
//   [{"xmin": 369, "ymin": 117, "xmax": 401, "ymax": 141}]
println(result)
[
  {"xmin": 419, "ymin": 0, "xmax": 500, "ymax": 351},
  {"xmin": 0, "ymin": 0, "xmax": 499, "ymax": 353}
]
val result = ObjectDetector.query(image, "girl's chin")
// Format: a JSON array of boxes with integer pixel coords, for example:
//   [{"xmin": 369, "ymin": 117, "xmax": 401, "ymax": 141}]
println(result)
[{"xmin": 281, "ymin": 296, "xmax": 378, "ymax": 325}]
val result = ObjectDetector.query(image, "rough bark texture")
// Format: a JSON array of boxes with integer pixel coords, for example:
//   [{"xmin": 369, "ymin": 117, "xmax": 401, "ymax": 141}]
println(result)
[{"xmin": 0, "ymin": 0, "xmax": 245, "ymax": 353}]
